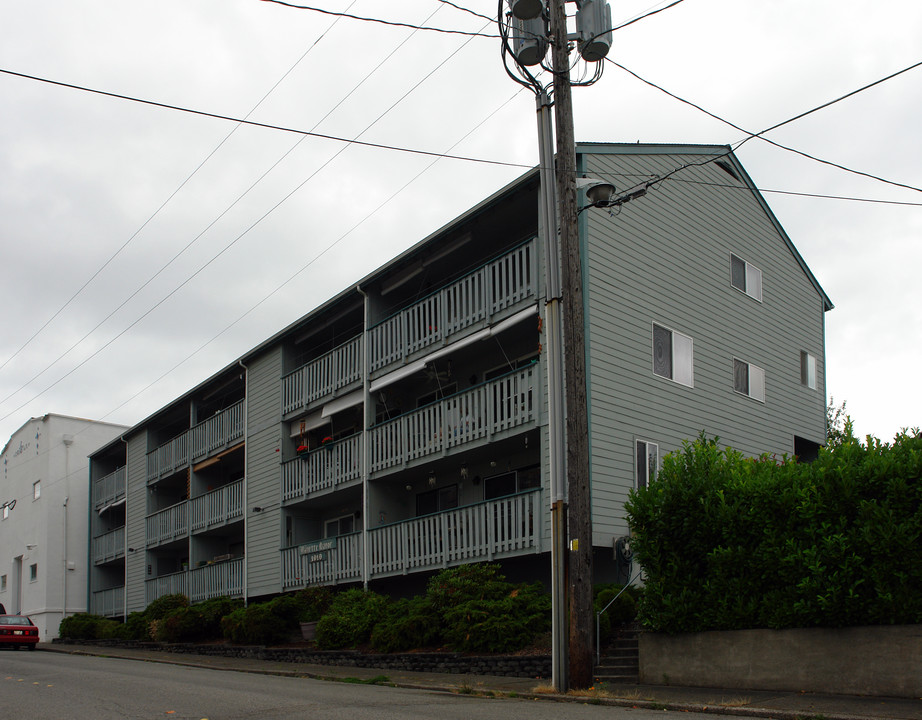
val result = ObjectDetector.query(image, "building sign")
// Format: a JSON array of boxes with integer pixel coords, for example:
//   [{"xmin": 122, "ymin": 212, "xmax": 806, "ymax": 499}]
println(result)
[{"xmin": 299, "ymin": 538, "xmax": 336, "ymax": 562}]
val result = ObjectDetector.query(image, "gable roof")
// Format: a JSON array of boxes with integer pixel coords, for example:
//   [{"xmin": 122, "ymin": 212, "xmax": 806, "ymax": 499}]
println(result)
[{"xmin": 576, "ymin": 143, "xmax": 833, "ymax": 312}]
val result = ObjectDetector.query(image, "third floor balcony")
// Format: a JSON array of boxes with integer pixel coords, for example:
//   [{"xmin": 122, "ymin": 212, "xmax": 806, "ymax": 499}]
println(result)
[{"xmin": 147, "ymin": 400, "xmax": 245, "ymax": 483}]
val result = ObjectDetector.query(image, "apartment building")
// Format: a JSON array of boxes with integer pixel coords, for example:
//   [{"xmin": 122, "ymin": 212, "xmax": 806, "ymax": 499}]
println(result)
[
  {"xmin": 87, "ymin": 143, "xmax": 831, "ymax": 617},
  {"xmin": 0, "ymin": 414, "xmax": 127, "ymax": 638}
]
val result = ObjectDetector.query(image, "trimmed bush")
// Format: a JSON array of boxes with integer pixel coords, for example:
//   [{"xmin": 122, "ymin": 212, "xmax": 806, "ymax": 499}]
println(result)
[
  {"xmin": 315, "ymin": 589, "xmax": 389, "ymax": 649},
  {"xmin": 626, "ymin": 432, "xmax": 922, "ymax": 633},
  {"xmin": 144, "ymin": 593, "xmax": 190, "ymax": 620},
  {"xmin": 59, "ymin": 613, "xmax": 107, "ymax": 640},
  {"xmin": 370, "ymin": 596, "xmax": 439, "ymax": 653}
]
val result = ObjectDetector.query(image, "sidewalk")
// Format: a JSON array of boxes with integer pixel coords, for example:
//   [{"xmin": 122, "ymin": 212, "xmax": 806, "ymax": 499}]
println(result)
[{"xmin": 41, "ymin": 643, "xmax": 922, "ymax": 720}]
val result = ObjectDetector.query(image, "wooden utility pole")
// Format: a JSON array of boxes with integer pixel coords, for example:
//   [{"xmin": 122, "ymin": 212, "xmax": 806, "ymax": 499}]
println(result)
[{"xmin": 548, "ymin": 0, "xmax": 594, "ymax": 690}]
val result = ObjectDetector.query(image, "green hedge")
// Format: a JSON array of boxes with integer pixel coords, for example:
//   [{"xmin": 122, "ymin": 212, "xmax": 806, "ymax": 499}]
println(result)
[{"xmin": 625, "ymin": 432, "xmax": 922, "ymax": 633}]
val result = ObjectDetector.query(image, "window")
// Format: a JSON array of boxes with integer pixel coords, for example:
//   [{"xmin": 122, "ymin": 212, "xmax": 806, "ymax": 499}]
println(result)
[
  {"xmin": 730, "ymin": 254, "xmax": 762, "ymax": 301},
  {"xmin": 2, "ymin": 505, "xmax": 8, "ymax": 520},
  {"xmin": 734, "ymin": 358, "xmax": 765, "ymax": 402},
  {"xmin": 33, "ymin": 480, "xmax": 41, "ymax": 500},
  {"xmin": 1, "ymin": 574, "xmax": 6, "ymax": 592},
  {"xmin": 324, "ymin": 515, "xmax": 354, "ymax": 538},
  {"xmin": 30, "ymin": 564, "xmax": 38, "ymax": 582},
  {"xmin": 801, "ymin": 351, "xmax": 817, "ymax": 390},
  {"xmin": 652, "ymin": 324, "xmax": 693, "ymax": 387},
  {"xmin": 416, "ymin": 485, "xmax": 459, "ymax": 516},
  {"xmin": 635, "ymin": 441, "xmax": 659, "ymax": 489},
  {"xmin": 482, "ymin": 467, "xmax": 540, "ymax": 500}
]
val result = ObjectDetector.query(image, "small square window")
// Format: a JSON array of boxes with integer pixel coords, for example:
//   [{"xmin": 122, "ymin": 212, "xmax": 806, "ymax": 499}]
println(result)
[
  {"xmin": 29, "ymin": 564, "xmax": 38, "ymax": 582},
  {"xmin": 801, "ymin": 351, "xmax": 817, "ymax": 390},
  {"xmin": 635, "ymin": 441, "xmax": 659, "ymax": 489},
  {"xmin": 734, "ymin": 358, "xmax": 765, "ymax": 402},
  {"xmin": 730, "ymin": 254, "xmax": 762, "ymax": 302},
  {"xmin": 33, "ymin": 481, "xmax": 41, "ymax": 500},
  {"xmin": 653, "ymin": 324, "xmax": 693, "ymax": 387}
]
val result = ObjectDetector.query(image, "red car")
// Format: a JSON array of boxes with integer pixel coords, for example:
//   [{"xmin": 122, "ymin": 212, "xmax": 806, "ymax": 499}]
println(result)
[{"xmin": 0, "ymin": 615, "xmax": 39, "ymax": 650}]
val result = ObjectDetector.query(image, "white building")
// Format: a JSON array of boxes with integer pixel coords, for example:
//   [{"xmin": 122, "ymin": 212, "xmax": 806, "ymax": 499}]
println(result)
[{"xmin": 0, "ymin": 414, "xmax": 127, "ymax": 639}]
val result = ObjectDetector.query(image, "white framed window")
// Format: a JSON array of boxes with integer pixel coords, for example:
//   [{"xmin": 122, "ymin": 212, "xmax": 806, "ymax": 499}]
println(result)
[
  {"xmin": 33, "ymin": 480, "xmax": 41, "ymax": 500},
  {"xmin": 734, "ymin": 358, "xmax": 765, "ymax": 402},
  {"xmin": 29, "ymin": 564, "xmax": 38, "ymax": 582},
  {"xmin": 652, "ymin": 323, "xmax": 694, "ymax": 387},
  {"xmin": 730, "ymin": 254, "xmax": 762, "ymax": 302},
  {"xmin": 801, "ymin": 351, "xmax": 817, "ymax": 390},
  {"xmin": 635, "ymin": 440, "xmax": 659, "ymax": 490}
]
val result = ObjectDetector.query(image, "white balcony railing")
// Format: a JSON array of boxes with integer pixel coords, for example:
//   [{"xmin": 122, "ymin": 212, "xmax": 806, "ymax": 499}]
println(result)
[
  {"xmin": 281, "ymin": 533, "xmax": 362, "ymax": 589},
  {"xmin": 280, "ymin": 491, "xmax": 542, "ymax": 588},
  {"xmin": 145, "ymin": 571, "xmax": 188, "ymax": 605},
  {"xmin": 93, "ymin": 527, "xmax": 126, "ymax": 564},
  {"xmin": 145, "ymin": 502, "xmax": 189, "ymax": 547},
  {"xmin": 369, "ymin": 363, "xmax": 537, "ymax": 474},
  {"xmin": 189, "ymin": 558, "xmax": 244, "ymax": 602},
  {"xmin": 282, "ymin": 335, "xmax": 363, "ymax": 415},
  {"xmin": 191, "ymin": 481, "xmax": 244, "ymax": 532},
  {"xmin": 91, "ymin": 586, "xmax": 125, "ymax": 618},
  {"xmin": 93, "ymin": 466, "xmax": 126, "ymax": 510},
  {"xmin": 281, "ymin": 434, "xmax": 362, "ymax": 502},
  {"xmin": 367, "ymin": 490, "xmax": 542, "ymax": 577},
  {"xmin": 368, "ymin": 240, "xmax": 535, "ymax": 373},
  {"xmin": 191, "ymin": 400, "xmax": 245, "ymax": 460},
  {"xmin": 146, "ymin": 400, "xmax": 244, "ymax": 483}
]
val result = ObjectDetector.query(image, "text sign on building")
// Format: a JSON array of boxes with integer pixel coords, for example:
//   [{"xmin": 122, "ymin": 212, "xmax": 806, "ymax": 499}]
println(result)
[{"xmin": 299, "ymin": 537, "xmax": 336, "ymax": 562}]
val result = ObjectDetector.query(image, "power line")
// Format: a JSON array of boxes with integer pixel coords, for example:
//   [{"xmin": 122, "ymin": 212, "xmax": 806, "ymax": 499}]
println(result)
[
  {"xmin": 0, "ymin": 3, "xmax": 361, "ymax": 377},
  {"xmin": 0, "ymin": 19, "xmax": 507, "ymax": 425},
  {"xmin": 259, "ymin": 0, "xmax": 496, "ymax": 37},
  {"xmin": 671, "ymin": 177, "xmax": 922, "ymax": 207},
  {"xmin": 612, "ymin": 0, "xmax": 687, "ymax": 32},
  {"xmin": 0, "ymin": 68, "xmax": 532, "ymax": 172},
  {"xmin": 608, "ymin": 58, "xmax": 922, "ymax": 195}
]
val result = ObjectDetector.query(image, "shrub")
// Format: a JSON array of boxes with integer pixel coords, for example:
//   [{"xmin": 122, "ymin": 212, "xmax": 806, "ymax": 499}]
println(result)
[
  {"xmin": 594, "ymin": 584, "xmax": 638, "ymax": 646},
  {"xmin": 370, "ymin": 596, "xmax": 439, "ymax": 653},
  {"xmin": 626, "ymin": 432, "xmax": 922, "ymax": 633},
  {"xmin": 315, "ymin": 589, "xmax": 389, "ymax": 649},
  {"xmin": 145, "ymin": 593, "xmax": 190, "ymax": 620},
  {"xmin": 59, "ymin": 613, "xmax": 106, "ymax": 640},
  {"xmin": 293, "ymin": 587, "xmax": 333, "ymax": 622}
]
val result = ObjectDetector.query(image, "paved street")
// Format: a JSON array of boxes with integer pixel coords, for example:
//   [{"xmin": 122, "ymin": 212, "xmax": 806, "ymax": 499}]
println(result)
[{"xmin": 1, "ymin": 650, "xmax": 706, "ymax": 720}]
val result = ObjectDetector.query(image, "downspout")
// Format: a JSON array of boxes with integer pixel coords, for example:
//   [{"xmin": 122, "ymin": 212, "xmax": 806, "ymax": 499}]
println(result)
[
  {"xmin": 62, "ymin": 434, "xmax": 74, "ymax": 621},
  {"xmin": 356, "ymin": 284, "xmax": 370, "ymax": 591},
  {"xmin": 239, "ymin": 360, "xmax": 249, "ymax": 606},
  {"xmin": 120, "ymin": 434, "xmax": 128, "ymax": 621}
]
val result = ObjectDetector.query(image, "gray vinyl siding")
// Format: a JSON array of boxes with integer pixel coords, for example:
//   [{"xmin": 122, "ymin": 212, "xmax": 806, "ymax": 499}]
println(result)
[
  {"xmin": 580, "ymin": 149, "xmax": 826, "ymax": 544},
  {"xmin": 244, "ymin": 347, "xmax": 284, "ymax": 597},
  {"xmin": 125, "ymin": 430, "xmax": 149, "ymax": 613}
]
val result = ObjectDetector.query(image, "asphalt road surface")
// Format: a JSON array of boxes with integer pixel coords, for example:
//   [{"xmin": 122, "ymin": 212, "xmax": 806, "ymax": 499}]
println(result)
[{"xmin": 0, "ymin": 650, "xmax": 715, "ymax": 720}]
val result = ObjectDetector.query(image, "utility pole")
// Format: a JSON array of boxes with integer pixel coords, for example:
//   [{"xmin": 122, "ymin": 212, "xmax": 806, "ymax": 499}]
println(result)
[
  {"xmin": 501, "ymin": 0, "xmax": 612, "ymax": 692},
  {"xmin": 547, "ymin": 0, "xmax": 594, "ymax": 690}
]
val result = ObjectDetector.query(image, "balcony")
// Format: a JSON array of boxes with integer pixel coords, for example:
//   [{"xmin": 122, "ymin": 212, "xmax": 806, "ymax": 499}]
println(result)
[
  {"xmin": 369, "ymin": 363, "xmax": 538, "ymax": 475},
  {"xmin": 93, "ymin": 466, "xmax": 126, "ymax": 510},
  {"xmin": 368, "ymin": 240, "xmax": 536, "ymax": 373},
  {"xmin": 280, "ymin": 490, "xmax": 542, "ymax": 588},
  {"xmin": 189, "ymin": 558, "xmax": 243, "ymax": 602},
  {"xmin": 91, "ymin": 586, "xmax": 125, "ymax": 618},
  {"xmin": 281, "ymin": 434, "xmax": 361, "ymax": 502},
  {"xmin": 93, "ymin": 527, "xmax": 126, "ymax": 564},
  {"xmin": 146, "ymin": 400, "xmax": 245, "ymax": 483},
  {"xmin": 191, "ymin": 480, "xmax": 243, "ymax": 532},
  {"xmin": 145, "ymin": 570, "xmax": 188, "ymax": 605},
  {"xmin": 145, "ymin": 559, "xmax": 244, "ymax": 605},
  {"xmin": 368, "ymin": 490, "xmax": 542, "ymax": 577},
  {"xmin": 145, "ymin": 502, "xmax": 189, "ymax": 547},
  {"xmin": 282, "ymin": 335, "xmax": 363, "ymax": 416},
  {"xmin": 281, "ymin": 533, "xmax": 362, "ymax": 589}
]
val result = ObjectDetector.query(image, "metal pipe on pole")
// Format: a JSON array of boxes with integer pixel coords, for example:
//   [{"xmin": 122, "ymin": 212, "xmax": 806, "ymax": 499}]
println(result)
[
  {"xmin": 535, "ymin": 87, "xmax": 569, "ymax": 693},
  {"xmin": 548, "ymin": 0, "xmax": 595, "ymax": 690}
]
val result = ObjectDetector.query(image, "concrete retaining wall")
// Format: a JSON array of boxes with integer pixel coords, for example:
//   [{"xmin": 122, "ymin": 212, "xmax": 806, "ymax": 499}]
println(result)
[{"xmin": 640, "ymin": 625, "xmax": 922, "ymax": 698}]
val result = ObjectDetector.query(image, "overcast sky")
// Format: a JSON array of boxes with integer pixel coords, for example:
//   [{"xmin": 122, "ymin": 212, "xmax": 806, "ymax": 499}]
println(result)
[{"xmin": 1, "ymin": 0, "xmax": 920, "ymax": 452}]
